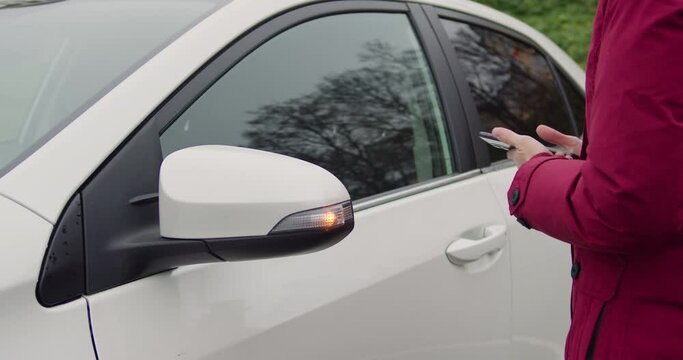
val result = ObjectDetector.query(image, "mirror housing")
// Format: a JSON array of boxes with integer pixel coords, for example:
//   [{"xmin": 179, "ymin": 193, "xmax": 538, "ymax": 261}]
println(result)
[
  {"xmin": 39, "ymin": 139, "xmax": 356, "ymax": 306},
  {"xmin": 159, "ymin": 145, "xmax": 354, "ymax": 260}
]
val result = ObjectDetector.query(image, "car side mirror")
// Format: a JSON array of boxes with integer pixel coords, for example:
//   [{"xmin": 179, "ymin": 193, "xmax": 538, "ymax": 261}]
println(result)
[{"xmin": 159, "ymin": 145, "xmax": 354, "ymax": 261}]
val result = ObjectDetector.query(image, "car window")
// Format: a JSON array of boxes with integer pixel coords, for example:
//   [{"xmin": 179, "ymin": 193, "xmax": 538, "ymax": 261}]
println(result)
[
  {"xmin": 440, "ymin": 19, "xmax": 577, "ymax": 162},
  {"xmin": 0, "ymin": 0, "xmax": 229, "ymax": 176},
  {"xmin": 558, "ymin": 70, "xmax": 586, "ymax": 136},
  {"xmin": 161, "ymin": 13, "xmax": 455, "ymax": 200}
]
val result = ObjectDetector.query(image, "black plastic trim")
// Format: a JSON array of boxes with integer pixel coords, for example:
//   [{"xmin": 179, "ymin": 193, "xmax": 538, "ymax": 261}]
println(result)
[
  {"xmin": 422, "ymin": 5, "xmax": 487, "ymax": 168},
  {"xmin": 553, "ymin": 63, "xmax": 586, "ymax": 137},
  {"xmin": 200, "ymin": 219, "xmax": 354, "ymax": 261},
  {"xmin": 407, "ymin": 3, "xmax": 474, "ymax": 172},
  {"xmin": 129, "ymin": 193, "xmax": 159, "ymax": 205},
  {"xmin": 430, "ymin": 6, "xmax": 547, "ymax": 52},
  {"xmin": 549, "ymin": 62, "xmax": 580, "ymax": 136},
  {"xmin": 36, "ymin": 193, "xmax": 86, "ymax": 307},
  {"xmin": 79, "ymin": 115, "xmax": 225, "ymax": 294}
]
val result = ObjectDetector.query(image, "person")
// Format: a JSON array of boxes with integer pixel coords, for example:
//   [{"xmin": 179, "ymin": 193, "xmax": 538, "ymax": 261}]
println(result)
[{"xmin": 491, "ymin": 0, "xmax": 683, "ymax": 359}]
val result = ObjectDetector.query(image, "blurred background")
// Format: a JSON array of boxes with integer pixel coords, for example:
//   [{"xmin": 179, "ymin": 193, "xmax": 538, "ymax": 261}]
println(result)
[{"xmin": 475, "ymin": 0, "xmax": 597, "ymax": 68}]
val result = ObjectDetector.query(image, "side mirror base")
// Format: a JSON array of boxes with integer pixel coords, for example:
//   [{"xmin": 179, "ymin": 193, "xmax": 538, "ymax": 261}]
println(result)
[{"xmin": 193, "ymin": 219, "xmax": 354, "ymax": 261}]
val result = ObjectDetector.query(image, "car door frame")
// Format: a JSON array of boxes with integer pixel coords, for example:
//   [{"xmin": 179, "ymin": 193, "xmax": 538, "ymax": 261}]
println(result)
[
  {"xmin": 151, "ymin": 1, "xmax": 477, "ymax": 172},
  {"xmin": 421, "ymin": 6, "xmax": 585, "ymax": 357},
  {"xmin": 37, "ymin": 0, "xmax": 483, "ymax": 305},
  {"xmin": 420, "ymin": 4, "xmax": 583, "ymax": 169}
]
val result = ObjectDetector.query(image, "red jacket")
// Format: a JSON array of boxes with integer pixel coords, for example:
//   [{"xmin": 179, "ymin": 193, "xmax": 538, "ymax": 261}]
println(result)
[{"xmin": 508, "ymin": 1, "xmax": 683, "ymax": 358}]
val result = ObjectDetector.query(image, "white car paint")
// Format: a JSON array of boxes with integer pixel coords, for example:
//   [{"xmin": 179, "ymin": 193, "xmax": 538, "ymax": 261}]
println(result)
[
  {"xmin": 0, "ymin": 195, "xmax": 95, "ymax": 359},
  {"xmin": 160, "ymin": 145, "xmax": 350, "ymax": 239},
  {"xmin": 88, "ymin": 173, "xmax": 512, "ymax": 359},
  {"xmin": 485, "ymin": 168, "xmax": 571, "ymax": 359},
  {"xmin": 0, "ymin": 0, "xmax": 584, "ymax": 359}
]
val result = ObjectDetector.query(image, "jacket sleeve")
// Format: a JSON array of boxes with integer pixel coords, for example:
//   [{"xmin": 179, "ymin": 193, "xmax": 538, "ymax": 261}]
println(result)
[{"xmin": 508, "ymin": 1, "xmax": 683, "ymax": 254}]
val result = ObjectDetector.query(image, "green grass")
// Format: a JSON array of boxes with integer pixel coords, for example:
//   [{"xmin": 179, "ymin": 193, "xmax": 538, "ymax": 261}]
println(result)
[{"xmin": 475, "ymin": 0, "xmax": 597, "ymax": 68}]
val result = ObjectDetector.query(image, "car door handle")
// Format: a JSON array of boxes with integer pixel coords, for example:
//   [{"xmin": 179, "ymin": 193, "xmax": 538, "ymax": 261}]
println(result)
[{"xmin": 446, "ymin": 225, "xmax": 507, "ymax": 265}]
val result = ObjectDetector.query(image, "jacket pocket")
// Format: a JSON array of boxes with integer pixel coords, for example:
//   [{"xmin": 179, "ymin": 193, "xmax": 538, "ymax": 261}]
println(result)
[
  {"xmin": 566, "ymin": 292, "xmax": 606, "ymax": 360},
  {"xmin": 585, "ymin": 304, "xmax": 605, "ymax": 359},
  {"xmin": 573, "ymin": 249, "xmax": 626, "ymax": 301},
  {"xmin": 565, "ymin": 249, "xmax": 626, "ymax": 359}
]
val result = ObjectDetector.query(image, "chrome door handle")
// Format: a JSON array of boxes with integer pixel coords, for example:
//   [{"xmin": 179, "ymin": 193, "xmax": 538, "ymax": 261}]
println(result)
[{"xmin": 446, "ymin": 225, "xmax": 507, "ymax": 265}]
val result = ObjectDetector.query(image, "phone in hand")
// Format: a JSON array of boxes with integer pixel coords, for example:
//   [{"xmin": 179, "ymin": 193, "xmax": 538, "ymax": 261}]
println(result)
[{"xmin": 479, "ymin": 131, "xmax": 514, "ymax": 151}]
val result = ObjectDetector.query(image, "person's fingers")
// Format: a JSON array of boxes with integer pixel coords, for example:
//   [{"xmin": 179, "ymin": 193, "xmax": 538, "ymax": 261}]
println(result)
[
  {"xmin": 507, "ymin": 148, "xmax": 515, "ymax": 160},
  {"xmin": 492, "ymin": 127, "xmax": 522, "ymax": 147},
  {"xmin": 536, "ymin": 125, "xmax": 579, "ymax": 149}
]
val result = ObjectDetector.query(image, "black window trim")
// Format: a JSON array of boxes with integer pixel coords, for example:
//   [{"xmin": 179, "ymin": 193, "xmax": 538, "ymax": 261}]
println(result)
[
  {"xmin": 423, "ymin": 4, "xmax": 584, "ymax": 168},
  {"xmin": 550, "ymin": 62, "xmax": 580, "ymax": 136},
  {"xmin": 553, "ymin": 64, "xmax": 587, "ymax": 137},
  {"xmin": 406, "ymin": 2, "xmax": 475, "ymax": 173}
]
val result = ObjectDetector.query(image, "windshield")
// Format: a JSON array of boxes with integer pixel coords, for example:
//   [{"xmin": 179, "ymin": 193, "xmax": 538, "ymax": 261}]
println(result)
[{"xmin": 0, "ymin": 0, "xmax": 228, "ymax": 175}]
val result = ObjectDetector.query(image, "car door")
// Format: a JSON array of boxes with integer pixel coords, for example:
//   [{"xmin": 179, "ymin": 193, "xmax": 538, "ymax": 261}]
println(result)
[
  {"xmin": 82, "ymin": 2, "xmax": 512, "ymax": 359},
  {"xmin": 425, "ymin": 6, "xmax": 585, "ymax": 359}
]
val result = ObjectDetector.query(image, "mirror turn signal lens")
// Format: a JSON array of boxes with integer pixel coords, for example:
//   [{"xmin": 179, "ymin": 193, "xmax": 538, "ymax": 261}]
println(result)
[{"xmin": 270, "ymin": 201, "xmax": 353, "ymax": 234}]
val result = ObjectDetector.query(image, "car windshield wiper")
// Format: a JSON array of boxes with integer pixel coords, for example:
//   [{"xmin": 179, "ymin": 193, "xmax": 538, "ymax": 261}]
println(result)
[{"xmin": 0, "ymin": 0, "xmax": 65, "ymax": 9}]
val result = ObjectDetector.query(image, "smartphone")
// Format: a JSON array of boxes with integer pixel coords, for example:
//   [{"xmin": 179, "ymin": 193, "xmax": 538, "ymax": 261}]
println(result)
[{"xmin": 479, "ymin": 131, "xmax": 514, "ymax": 151}]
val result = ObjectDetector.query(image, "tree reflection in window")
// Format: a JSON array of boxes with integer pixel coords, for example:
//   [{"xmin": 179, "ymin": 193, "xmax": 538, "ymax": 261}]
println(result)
[
  {"xmin": 441, "ymin": 20, "xmax": 576, "ymax": 161},
  {"xmin": 244, "ymin": 41, "xmax": 452, "ymax": 199},
  {"xmin": 161, "ymin": 14, "xmax": 454, "ymax": 200}
]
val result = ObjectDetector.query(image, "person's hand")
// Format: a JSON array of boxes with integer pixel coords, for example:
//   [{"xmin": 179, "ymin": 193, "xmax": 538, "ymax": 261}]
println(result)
[
  {"xmin": 536, "ymin": 124, "xmax": 583, "ymax": 157},
  {"xmin": 492, "ymin": 127, "xmax": 551, "ymax": 167}
]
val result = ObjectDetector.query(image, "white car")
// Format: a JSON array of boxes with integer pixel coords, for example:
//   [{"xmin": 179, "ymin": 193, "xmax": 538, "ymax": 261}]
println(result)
[{"xmin": 0, "ymin": 0, "xmax": 585, "ymax": 359}]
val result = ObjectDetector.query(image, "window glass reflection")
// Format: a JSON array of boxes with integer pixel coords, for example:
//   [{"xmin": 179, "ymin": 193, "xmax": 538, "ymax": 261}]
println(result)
[
  {"xmin": 558, "ymin": 71, "xmax": 586, "ymax": 136},
  {"xmin": 161, "ymin": 14, "xmax": 454, "ymax": 199},
  {"xmin": 441, "ymin": 20, "xmax": 576, "ymax": 162}
]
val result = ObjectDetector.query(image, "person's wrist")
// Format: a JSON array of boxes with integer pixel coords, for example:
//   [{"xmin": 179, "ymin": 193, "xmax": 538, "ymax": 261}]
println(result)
[
  {"xmin": 529, "ymin": 151, "xmax": 553, "ymax": 161},
  {"xmin": 515, "ymin": 151, "xmax": 552, "ymax": 168}
]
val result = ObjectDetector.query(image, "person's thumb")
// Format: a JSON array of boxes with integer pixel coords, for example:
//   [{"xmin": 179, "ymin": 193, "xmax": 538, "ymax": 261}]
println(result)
[
  {"xmin": 492, "ymin": 127, "xmax": 521, "ymax": 147},
  {"xmin": 536, "ymin": 125, "xmax": 579, "ymax": 149}
]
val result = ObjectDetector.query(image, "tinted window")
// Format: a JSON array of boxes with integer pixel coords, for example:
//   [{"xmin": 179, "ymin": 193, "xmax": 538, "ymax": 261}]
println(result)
[
  {"xmin": 558, "ymin": 71, "xmax": 585, "ymax": 136},
  {"xmin": 441, "ymin": 20, "xmax": 576, "ymax": 161},
  {"xmin": 161, "ymin": 13, "xmax": 454, "ymax": 200}
]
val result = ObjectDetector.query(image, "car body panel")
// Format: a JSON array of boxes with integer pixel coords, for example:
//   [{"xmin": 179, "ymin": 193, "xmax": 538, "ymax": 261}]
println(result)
[
  {"xmin": 0, "ymin": 195, "xmax": 94, "ymax": 359},
  {"xmin": 87, "ymin": 174, "xmax": 512, "ymax": 359},
  {"xmin": 484, "ymin": 167, "xmax": 571, "ymax": 359}
]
